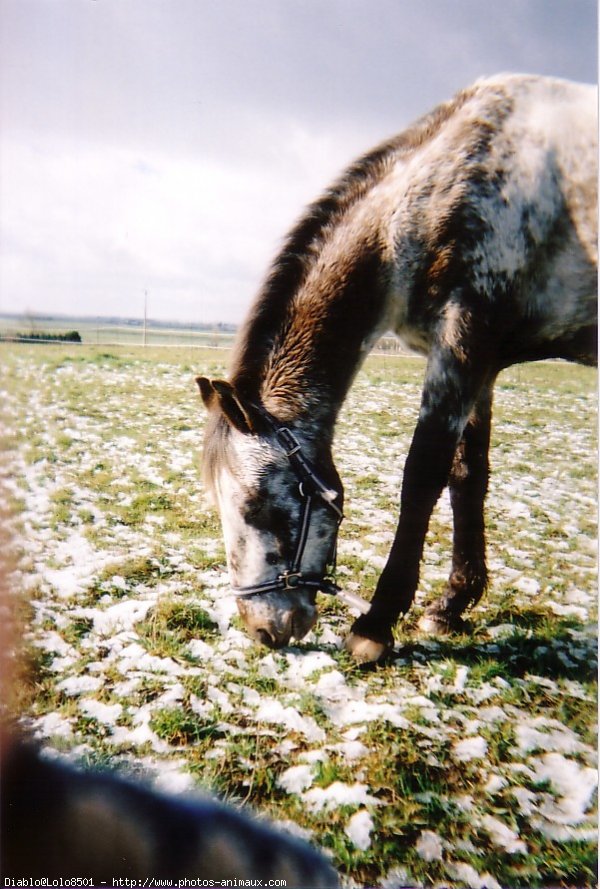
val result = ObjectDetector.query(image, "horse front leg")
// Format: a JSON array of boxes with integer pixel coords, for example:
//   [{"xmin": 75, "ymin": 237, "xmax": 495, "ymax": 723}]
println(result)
[
  {"xmin": 345, "ymin": 341, "xmax": 491, "ymax": 663},
  {"xmin": 345, "ymin": 415, "xmax": 458, "ymax": 662},
  {"xmin": 419, "ymin": 387, "xmax": 493, "ymax": 634}
]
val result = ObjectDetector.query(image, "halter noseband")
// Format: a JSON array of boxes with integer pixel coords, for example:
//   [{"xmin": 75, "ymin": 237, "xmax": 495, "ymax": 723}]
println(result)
[{"xmin": 231, "ymin": 412, "xmax": 344, "ymax": 601}]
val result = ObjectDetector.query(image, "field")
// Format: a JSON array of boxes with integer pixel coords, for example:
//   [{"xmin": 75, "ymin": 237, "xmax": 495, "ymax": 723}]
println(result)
[{"xmin": 1, "ymin": 344, "xmax": 597, "ymax": 888}]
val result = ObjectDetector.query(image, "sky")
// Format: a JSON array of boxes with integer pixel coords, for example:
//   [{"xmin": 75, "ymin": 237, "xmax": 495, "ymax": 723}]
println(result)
[{"xmin": 0, "ymin": 0, "xmax": 597, "ymax": 325}]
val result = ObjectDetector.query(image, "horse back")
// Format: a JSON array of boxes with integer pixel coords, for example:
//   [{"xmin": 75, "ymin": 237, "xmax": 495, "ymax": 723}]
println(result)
[{"xmin": 387, "ymin": 74, "xmax": 597, "ymax": 366}]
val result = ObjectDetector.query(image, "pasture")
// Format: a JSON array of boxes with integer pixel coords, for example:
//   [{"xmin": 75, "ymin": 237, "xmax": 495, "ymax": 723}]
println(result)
[{"xmin": 2, "ymin": 343, "xmax": 597, "ymax": 888}]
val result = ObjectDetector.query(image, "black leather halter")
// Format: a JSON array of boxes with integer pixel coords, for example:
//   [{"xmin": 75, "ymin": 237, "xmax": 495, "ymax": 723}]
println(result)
[{"xmin": 231, "ymin": 413, "xmax": 344, "ymax": 601}]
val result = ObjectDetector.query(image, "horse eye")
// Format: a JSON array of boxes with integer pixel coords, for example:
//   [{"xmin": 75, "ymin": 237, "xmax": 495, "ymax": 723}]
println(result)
[{"xmin": 265, "ymin": 552, "xmax": 279, "ymax": 566}]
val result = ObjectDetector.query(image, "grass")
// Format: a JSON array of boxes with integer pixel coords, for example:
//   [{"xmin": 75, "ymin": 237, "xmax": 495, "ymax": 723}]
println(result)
[
  {"xmin": 1, "ymin": 342, "xmax": 597, "ymax": 888},
  {"xmin": 138, "ymin": 597, "xmax": 219, "ymax": 658},
  {"xmin": 150, "ymin": 707, "xmax": 222, "ymax": 746}
]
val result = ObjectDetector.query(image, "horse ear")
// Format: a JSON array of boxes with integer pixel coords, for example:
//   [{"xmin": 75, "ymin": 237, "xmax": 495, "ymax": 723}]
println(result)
[
  {"xmin": 195, "ymin": 377, "xmax": 261, "ymax": 435},
  {"xmin": 195, "ymin": 376, "xmax": 217, "ymax": 409}
]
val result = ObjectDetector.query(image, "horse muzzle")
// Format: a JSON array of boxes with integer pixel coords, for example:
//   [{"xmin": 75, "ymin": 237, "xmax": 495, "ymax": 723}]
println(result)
[{"xmin": 236, "ymin": 589, "xmax": 317, "ymax": 649}]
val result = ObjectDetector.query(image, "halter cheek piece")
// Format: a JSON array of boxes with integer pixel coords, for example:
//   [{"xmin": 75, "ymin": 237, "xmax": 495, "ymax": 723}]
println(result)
[
  {"xmin": 231, "ymin": 418, "xmax": 344, "ymax": 600},
  {"xmin": 231, "ymin": 406, "xmax": 370, "ymax": 613}
]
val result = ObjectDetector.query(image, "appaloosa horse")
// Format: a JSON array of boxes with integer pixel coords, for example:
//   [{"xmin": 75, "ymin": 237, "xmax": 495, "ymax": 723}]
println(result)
[{"xmin": 198, "ymin": 74, "xmax": 597, "ymax": 663}]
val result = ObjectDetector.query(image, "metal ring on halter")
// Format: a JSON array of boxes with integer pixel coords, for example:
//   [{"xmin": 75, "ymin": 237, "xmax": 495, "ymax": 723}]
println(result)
[{"xmin": 276, "ymin": 427, "xmax": 302, "ymax": 457}]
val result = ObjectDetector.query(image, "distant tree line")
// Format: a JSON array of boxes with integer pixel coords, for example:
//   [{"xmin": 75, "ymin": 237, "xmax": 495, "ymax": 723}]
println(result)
[{"xmin": 0, "ymin": 331, "xmax": 82, "ymax": 343}]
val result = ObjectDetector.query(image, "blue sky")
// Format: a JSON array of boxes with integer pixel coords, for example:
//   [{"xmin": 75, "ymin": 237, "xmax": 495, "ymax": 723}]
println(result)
[{"xmin": 0, "ymin": 0, "xmax": 596, "ymax": 323}]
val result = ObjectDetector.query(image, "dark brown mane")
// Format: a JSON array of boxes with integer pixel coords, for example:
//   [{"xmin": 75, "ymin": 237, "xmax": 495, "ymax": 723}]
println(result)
[{"xmin": 229, "ymin": 87, "xmax": 475, "ymax": 397}]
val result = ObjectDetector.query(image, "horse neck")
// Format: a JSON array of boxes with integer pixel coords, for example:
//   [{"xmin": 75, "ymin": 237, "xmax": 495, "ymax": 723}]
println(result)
[{"xmin": 232, "ymin": 230, "xmax": 391, "ymax": 441}]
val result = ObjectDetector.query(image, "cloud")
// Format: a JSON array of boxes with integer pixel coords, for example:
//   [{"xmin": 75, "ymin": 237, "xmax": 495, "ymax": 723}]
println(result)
[
  {"xmin": 0, "ymin": 0, "xmax": 596, "ymax": 322},
  {"xmin": 1, "ymin": 121, "xmax": 361, "ymax": 322}
]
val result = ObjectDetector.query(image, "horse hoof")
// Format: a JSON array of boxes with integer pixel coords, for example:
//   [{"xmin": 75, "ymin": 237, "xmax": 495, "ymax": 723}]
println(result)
[
  {"xmin": 344, "ymin": 632, "xmax": 390, "ymax": 664},
  {"xmin": 418, "ymin": 612, "xmax": 465, "ymax": 636}
]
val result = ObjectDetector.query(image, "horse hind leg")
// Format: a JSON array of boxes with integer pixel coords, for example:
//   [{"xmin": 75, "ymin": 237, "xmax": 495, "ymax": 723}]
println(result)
[{"xmin": 419, "ymin": 386, "xmax": 492, "ymax": 635}]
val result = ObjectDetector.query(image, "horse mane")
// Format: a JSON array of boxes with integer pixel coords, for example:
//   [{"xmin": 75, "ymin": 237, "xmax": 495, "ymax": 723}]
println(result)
[
  {"xmin": 201, "ymin": 408, "xmax": 233, "ymax": 501},
  {"xmin": 203, "ymin": 82, "xmax": 492, "ymax": 487},
  {"xmin": 229, "ymin": 85, "xmax": 478, "ymax": 396}
]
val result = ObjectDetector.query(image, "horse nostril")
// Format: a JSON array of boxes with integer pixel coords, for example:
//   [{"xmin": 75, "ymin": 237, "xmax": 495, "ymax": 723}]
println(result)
[{"xmin": 255, "ymin": 628, "xmax": 277, "ymax": 648}]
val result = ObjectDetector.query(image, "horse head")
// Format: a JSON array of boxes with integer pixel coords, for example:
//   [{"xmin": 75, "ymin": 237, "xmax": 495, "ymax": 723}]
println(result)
[{"xmin": 197, "ymin": 377, "xmax": 344, "ymax": 649}]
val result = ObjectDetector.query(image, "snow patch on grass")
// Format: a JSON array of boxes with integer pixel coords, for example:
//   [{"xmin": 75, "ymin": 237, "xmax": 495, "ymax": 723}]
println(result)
[
  {"xmin": 480, "ymin": 814, "xmax": 527, "ymax": 854},
  {"xmin": 345, "ymin": 809, "xmax": 374, "ymax": 850},
  {"xmin": 452, "ymin": 736, "xmax": 488, "ymax": 761},
  {"xmin": 415, "ymin": 830, "xmax": 444, "ymax": 862},
  {"xmin": 255, "ymin": 699, "xmax": 326, "ymax": 743},
  {"xmin": 531, "ymin": 753, "xmax": 598, "ymax": 825},
  {"xmin": 302, "ymin": 781, "xmax": 382, "ymax": 813},
  {"xmin": 277, "ymin": 764, "xmax": 316, "ymax": 795}
]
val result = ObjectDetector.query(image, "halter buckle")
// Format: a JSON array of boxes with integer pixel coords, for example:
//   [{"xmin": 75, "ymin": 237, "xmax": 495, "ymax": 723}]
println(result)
[{"xmin": 275, "ymin": 427, "xmax": 302, "ymax": 457}]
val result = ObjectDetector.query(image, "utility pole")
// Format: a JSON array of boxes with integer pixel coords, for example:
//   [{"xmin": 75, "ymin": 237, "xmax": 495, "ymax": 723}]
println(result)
[{"xmin": 143, "ymin": 290, "xmax": 147, "ymax": 347}]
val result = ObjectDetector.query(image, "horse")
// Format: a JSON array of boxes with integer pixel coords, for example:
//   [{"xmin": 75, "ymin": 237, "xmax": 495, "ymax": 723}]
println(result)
[
  {"xmin": 197, "ymin": 73, "xmax": 597, "ymax": 664},
  {"xmin": 0, "ymin": 733, "xmax": 338, "ymax": 886}
]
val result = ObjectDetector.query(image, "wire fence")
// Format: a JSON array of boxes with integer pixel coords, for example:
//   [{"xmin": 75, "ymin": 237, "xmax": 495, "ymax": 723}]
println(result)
[{"xmin": 0, "ymin": 327, "xmax": 418, "ymax": 355}]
